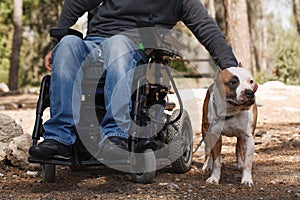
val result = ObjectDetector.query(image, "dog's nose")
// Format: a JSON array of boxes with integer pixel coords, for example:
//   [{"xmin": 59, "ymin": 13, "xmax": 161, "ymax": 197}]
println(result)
[{"xmin": 245, "ymin": 89, "xmax": 254, "ymax": 98}]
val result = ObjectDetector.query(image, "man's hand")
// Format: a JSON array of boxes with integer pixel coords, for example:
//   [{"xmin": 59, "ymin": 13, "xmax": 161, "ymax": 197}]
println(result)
[{"xmin": 44, "ymin": 50, "xmax": 53, "ymax": 71}]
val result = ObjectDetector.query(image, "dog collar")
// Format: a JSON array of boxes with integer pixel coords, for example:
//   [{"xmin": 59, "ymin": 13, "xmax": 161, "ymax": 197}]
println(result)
[{"xmin": 212, "ymin": 95, "xmax": 234, "ymax": 121}]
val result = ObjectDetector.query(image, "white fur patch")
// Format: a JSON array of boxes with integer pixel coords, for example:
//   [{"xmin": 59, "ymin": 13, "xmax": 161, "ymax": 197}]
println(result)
[{"xmin": 226, "ymin": 67, "xmax": 254, "ymax": 102}]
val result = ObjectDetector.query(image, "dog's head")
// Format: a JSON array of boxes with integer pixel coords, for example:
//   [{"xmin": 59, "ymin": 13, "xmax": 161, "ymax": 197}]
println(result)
[{"xmin": 215, "ymin": 64, "xmax": 258, "ymax": 107}]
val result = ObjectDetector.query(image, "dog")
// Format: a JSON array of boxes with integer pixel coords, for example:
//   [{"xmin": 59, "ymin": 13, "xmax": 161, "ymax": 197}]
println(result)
[{"xmin": 201, "ymin": 64, "xmax": 258, "ymax": 186}]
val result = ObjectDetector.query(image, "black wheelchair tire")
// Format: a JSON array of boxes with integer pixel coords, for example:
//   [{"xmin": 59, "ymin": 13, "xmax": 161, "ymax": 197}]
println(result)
[
  {"xmin": 130, "ymin": 149, "xmax": 156, "ymax": 183},
  {"xmin": 42, "ymin": 163, "xmax": 56, "ymax": 182},
  {"xmin": 167, "ymin": 109, "xmax": 193, "ymax": 173}
]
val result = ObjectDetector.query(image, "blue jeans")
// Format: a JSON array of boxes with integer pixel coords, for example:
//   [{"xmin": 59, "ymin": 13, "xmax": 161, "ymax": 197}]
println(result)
[{"xmin": 43, "ymin": 34, "xmax": 147, "ymax": 146}]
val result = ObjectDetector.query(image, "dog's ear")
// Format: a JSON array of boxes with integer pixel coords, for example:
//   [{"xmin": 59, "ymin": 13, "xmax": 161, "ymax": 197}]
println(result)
[
  {"xmin": 238, "ymin": 62, "xmax": 243, "ymax": 68},
  {"xmin": 252, "ymin": 82, "xmax": 258, "ymax": 93},
  {"xmin": 214, "ymin": 66, "xmax": 222, "ymax": 81},
  {"xmin": 250, "ymin": 79, "xmax": 258, "ymax": 93}
]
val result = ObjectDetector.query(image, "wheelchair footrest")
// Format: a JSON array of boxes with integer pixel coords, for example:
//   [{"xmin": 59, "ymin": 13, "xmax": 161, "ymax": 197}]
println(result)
[
  {"xmin": 28, "ymin": 156, "xmax": 72, "ymax": 166},
  {"xmin": 28, "ymin": 156, "xmax": 131, "ymax": 166}
]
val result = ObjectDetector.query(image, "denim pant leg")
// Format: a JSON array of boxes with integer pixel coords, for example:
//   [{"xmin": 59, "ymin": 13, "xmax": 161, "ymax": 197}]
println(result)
[
  {"xmin": 43, "ymin": 35, "xmax": 104, "ymax": 146},
  {"xmin": 99, "ymin": 35, "xmax": 147, "ymax": 144}
]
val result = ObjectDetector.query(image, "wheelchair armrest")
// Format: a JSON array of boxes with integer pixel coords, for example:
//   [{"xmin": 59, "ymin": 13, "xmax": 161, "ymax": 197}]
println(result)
[
  {"xmin": 50, "ymin": 27, "xmax": 83, "ymax": 40},
  {"xmin": 161, "ymin": 34, "xmax": 182, "ymax": 53}
]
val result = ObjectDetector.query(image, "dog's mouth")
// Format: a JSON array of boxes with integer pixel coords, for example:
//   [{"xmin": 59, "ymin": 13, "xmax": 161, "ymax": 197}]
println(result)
[
  {"xmin": 227, "ymin": 98, "xmax": 255, "ymax": 107},
  {"xmin": 227, "ymin": 89, "xmax": 256, "ymax": 107},
  {"xmin": 227, "ymin": 99, "xmax": 240, "ymax": 106}
]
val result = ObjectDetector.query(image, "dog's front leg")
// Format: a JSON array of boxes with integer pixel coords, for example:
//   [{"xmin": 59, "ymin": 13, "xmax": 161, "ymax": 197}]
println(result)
[
  {"xmin": 202, "ymin": 128, "xmax": 221, "ymax": 173},
  {"xmin": 206, "ymin": 137, "xmax": 222, "ymax": 185},
  {"xmin": 236, "ymin": 137, "xmax": 245, "ymax": 170},
  {"xmin": 202, "ymin": 154, "xmax": 213, "ymax": 173},
  {"xmin": 241, "ymin": 135, "xmax": 255, "ymax": 186}
]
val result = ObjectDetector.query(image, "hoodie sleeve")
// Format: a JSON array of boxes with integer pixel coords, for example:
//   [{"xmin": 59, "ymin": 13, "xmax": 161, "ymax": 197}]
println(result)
[
  {"xmin": 52, "ymin": 0, "xmax": 103, "ymax": 46},
  {"xmin": 57, "ymin": 0, "xmax": 103, "ymax": 27},
  {"xmin": 181, "ymin": 0, "xmax": 238, "ymax": 69}
]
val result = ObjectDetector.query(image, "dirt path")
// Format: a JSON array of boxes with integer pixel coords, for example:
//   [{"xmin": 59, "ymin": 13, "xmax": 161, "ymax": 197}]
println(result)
[{"xmin": 0, "ymin": 81, "xmax": 299, "ymax": 199}]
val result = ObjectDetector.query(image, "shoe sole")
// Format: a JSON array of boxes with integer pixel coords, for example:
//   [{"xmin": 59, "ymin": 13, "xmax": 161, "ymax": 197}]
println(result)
[
  {"xmin": 53, "ymin": 155, "xmax": 71, "ymax": 160},
  {"xmin": 29, "ymin": 148, "xmax": 70, "ymax": 160}
]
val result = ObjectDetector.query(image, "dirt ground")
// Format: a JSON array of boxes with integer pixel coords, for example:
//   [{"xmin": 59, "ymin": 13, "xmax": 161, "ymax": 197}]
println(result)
[{"xmin": 0, "ymin": 81, "xmax": 299, "ymax": 200}]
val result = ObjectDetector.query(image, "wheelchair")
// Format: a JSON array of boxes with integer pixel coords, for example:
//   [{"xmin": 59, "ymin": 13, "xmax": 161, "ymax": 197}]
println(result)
[{"xmin": 28, "ymin": 25, "xmax": 194, "ymax": 184}]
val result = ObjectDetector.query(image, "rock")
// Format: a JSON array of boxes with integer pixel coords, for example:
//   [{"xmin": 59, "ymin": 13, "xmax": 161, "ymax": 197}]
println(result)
[
  {"xmin": 260, "ymin": 81, "xmax": 286, "ymax": 90},
  {"xmin": 158, "ymin": 182, "xmax": 169, "ymax": 186},
  {"xmin": 262, "ymin": 133, "xmax": 272, "ymax": 145},
  {"xmin": 5, "ymin": 134, "xmax": 36, "ymax": 169},
  {"xmin": 256, "ymin": 130, "xmax": 267, "ymax": 137},
  {"xmin": 0, "ymin": 142, "xmax": 7, "ymax": 167},
  {"xmin": 167, "ymin": 182, "xmax": 179, "ymax": 191},
  {"xmin": 0, "ymin": 113, "xmax": 23, "ymax": 143},
  {"xmin": 26, "ymin": 170, "xmax": 39, "ymax": 177},
  {"xmin": 230, "ymin": 188, "xmax": 237, "ymax": 193},
  {"xmin": 158, "ymin": 182, "xmax": 180, "ymax": 191},
  {"xmin": 0, "ymin": 83, "xmax": 9, "ymax": 93}
]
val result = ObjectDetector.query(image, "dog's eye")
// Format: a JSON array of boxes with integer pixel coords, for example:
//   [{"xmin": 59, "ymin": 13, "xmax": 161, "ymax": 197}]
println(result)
[
  {"xmin": 226, "ymin": 76, "xmax": 239, "ymax": 88},
  {"xmin": 250, "ymin": 80, "xmax": 254, "ymax": 84},
  {"xmin": 230, "ymin": 79, "xmax": 238, "ymax": 85}
]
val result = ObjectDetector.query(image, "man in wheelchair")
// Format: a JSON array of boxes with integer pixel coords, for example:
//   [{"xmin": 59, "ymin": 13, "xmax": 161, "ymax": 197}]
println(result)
[{"xmin": 29, "ymin": 0, "xmax": 238, "ymax": 161}]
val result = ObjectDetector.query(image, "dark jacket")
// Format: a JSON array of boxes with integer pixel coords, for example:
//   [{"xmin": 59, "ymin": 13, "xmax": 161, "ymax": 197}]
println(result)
[{"xmin": 56, "ymin": 0, "xmax": 238, "ymax": 69}]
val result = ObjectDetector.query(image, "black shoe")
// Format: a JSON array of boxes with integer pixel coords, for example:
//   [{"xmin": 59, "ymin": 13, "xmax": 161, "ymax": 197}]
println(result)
[
  {"xmin": 102, "ymin": 136, "xmax": 129, "ymax": 161},
  {"xmin": 29, "ymin": 139, "xmax": 71, "ymax": 160}
]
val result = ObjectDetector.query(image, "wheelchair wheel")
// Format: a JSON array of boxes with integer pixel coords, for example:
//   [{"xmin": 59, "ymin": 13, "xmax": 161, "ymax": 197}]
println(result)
[
  {"xmin": 167, "ymin": 109, "xmax": 193, "ymax": 173},
  {"xmin": 130, "ymin": 149, "xmax": 156, "ymax": 183},
  {"xmin": 42, "ymin": 164, "xmax": 56, "ymax": 182}
]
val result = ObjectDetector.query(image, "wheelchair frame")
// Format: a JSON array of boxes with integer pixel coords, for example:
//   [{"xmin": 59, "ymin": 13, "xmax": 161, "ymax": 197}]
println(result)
[{"xmin": 28, "ymin": 27, "xmax": 194, "ymax": 183}]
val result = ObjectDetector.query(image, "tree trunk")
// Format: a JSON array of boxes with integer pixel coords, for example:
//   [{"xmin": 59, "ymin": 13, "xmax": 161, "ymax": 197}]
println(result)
[
  {"xmin": 247, "ymin": 0, "xmax": 264, "ymax": 73},
  {"xmin": 9, "ymin": 0, "xmax": 23, "ymax": 91},
  {"xmin": 222, "ymin": 0, "xmax": 252, "ymax": 72},
  {"xmin": 292, "ymin": 0, "xmax": 300, "ymax": 37},
  {"xmin": 201, "ymin": 0, "xmax": 216, "ymax": 19}
]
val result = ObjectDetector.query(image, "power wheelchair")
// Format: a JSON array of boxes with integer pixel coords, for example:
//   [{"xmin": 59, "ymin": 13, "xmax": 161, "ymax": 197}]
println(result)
[{"xmin": 28, "ymin": 25, "xmax": 194, "ymax": 184}]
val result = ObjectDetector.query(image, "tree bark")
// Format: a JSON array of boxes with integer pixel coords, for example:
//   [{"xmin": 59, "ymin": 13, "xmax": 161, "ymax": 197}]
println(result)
[
  {"xmin": 292, "ymin": 0, "xmax": 300, "ymax": 37},
  {"xmin": 9, "ymin": 0, "xmax": 23, "ymax": 90},
  {"xmin": 247, "ymin": 0, "xmax": 265, "ymax": 73},
  {"xmin": 201, "ymin": 0, "xmax": 216, "ymax": 19},
  {"xmin": 222, "ymin": 0, "xmax": 252, "ymax": 72}
]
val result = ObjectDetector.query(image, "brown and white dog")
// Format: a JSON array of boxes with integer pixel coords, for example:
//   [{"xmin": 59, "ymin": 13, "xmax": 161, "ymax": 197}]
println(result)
[{"xmin": 201, "ymin": 65, "xmax": 258, "ymax": 186}]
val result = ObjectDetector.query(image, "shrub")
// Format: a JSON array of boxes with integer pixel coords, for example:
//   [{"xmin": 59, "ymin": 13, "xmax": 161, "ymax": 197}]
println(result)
[{"xmin": 272, "ymin": 32, "xmax": 300, "ymax": 85}]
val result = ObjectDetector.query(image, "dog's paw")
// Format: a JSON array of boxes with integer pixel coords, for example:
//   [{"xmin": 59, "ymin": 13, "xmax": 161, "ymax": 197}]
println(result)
[
  {"xmin": 241, "ymin": 170, "xmax": 253, "ymax": 187},
  {"xmin": 237, "ymin": 161, "xmax": 244, "ymax": 170},
  {"xmin": 241, "ymin": 178, "xmax": 254, "ymax": 187},
  {"xmin": 201, "ymin": 158, "xmax": 213, "ymax": 174},
  {"xmin": 206, "ymin": 176, "xmax": 220, "ymax": 185},
  {"xmin": 201, "ymin": 164, "xmax": 212, "ymax": 174}
]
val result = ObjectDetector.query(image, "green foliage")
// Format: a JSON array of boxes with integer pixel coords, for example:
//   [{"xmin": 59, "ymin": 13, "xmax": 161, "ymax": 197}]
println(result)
[
  {"xmin": 0, "ymin": 0, "xmax": 63, "ymax": 86},
  {"xmin": 254, "ymin": 70, "xmax": 277, "ymax": 84},
  {"xmin": 171, "ymin": 58, "xmax": 200, "ymax": 75},
  {"xmin": 272, "ymin": 32, "xmax": 300, "ymax": 85},
  {"xmin": 0, "ymin": 0, "xmax": 13, "ymax": 83},
  {"xmin": 171, "ymin": 60, "xmax": 188, "ymax": 72},
  {"xmin": 20, "ymin": 0, "xmax": 63, "ymax": 86},
  {"xmin": 275, "ymin": 40, "xmax": 300, "ymax": 84},
  {"xmin": 261, "ymin": 2, "xmax": 300, "ymax": 86}
]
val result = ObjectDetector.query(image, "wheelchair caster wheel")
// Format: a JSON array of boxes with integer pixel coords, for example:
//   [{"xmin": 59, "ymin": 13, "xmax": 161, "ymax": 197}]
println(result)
[
  {"xmin": 42, "ymin": 164, "xmax": 56, "ymax": 182},
  {"xmin": 130, "ymin": 149, "xmax": 156, "ymax": 183},
  {"xmin": 167, "ymin": 109, "xmax": 193, "ymax": 173}
]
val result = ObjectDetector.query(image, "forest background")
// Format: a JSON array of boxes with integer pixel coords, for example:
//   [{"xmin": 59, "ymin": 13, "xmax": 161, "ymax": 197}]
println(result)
[{"xmin": 0, "ymin": 0, "xmax": 300, "ymax": 91}]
